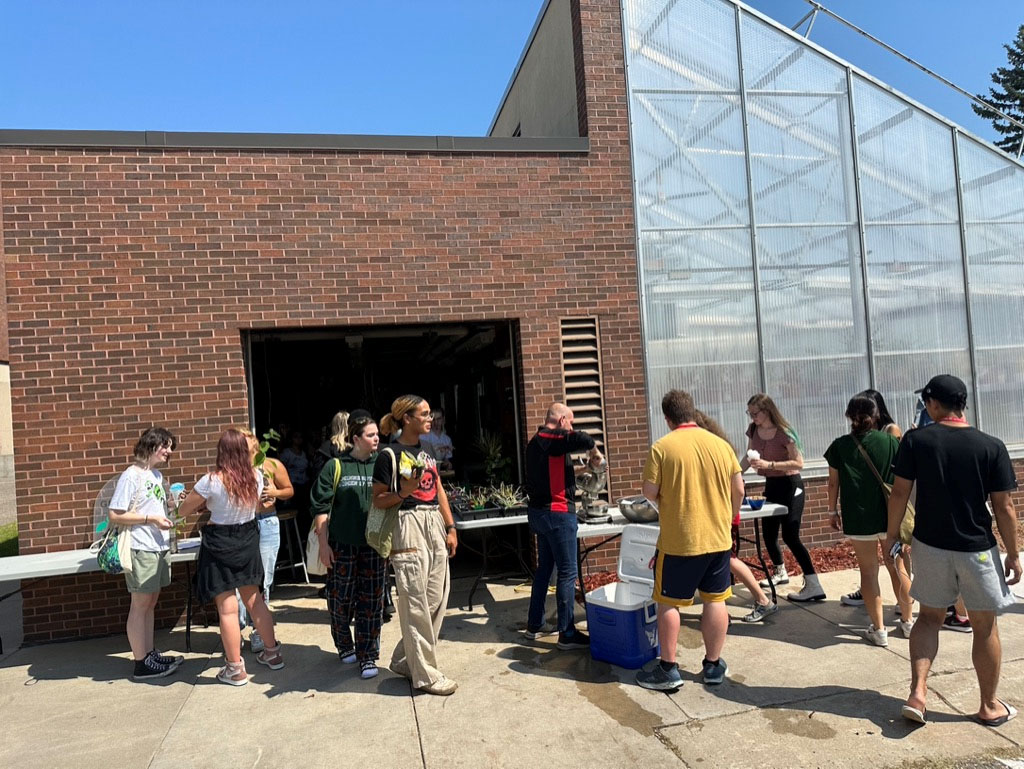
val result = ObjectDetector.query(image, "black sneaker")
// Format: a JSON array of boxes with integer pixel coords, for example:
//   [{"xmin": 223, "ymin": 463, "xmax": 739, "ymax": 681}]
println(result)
[
  {"xmin": 943, "ymin": 614, "xmax": 972, "ymax": 633},
  {"xmin": 557, "ymin": 630, "xmax": 590, "ymax": 650},
  {"xmin": 148, "ymin": 649, "xmax": 184, "ymax": 669},
  {"xmin": 132, "ymin": 656, "xmax": 177, "ymax": 680}
]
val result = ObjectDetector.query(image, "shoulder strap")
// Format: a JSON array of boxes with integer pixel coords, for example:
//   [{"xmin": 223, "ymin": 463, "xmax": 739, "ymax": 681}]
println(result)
[
  {"xmin": 384, "ymin": 447, "xmax": 398, "ymax": 493},
  {"xmin": 852, "ymin": 435, "xmax": 887, "ymax": 489},
  {"xmin": 331, "ymin": 458, "xmax": 342, "ymax": 494}
]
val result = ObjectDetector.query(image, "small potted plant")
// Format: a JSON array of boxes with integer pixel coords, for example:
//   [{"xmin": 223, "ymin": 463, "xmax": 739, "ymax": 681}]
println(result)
[
  {"xmin": 475, "ymin": 431, "xmax": 512, "ymax": 483},
  {"xmin": 489, "ymin": 482, "xmax": 527, "ymax": 516}
]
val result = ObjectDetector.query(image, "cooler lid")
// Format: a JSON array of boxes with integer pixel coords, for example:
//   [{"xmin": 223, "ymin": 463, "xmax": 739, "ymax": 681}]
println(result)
[{"xmin": 617, "ymin": 523, "xmax": 659, "ymax": 586}]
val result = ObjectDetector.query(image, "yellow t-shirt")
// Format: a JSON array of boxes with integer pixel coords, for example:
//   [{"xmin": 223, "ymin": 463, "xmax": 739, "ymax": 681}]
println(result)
[{"xmin": 643, "ymin": 426, "xmax": 741, "ymax": 556}]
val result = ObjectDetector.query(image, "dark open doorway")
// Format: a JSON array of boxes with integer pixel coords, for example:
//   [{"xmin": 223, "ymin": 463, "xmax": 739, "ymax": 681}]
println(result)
[{"xmin": 244, "ymin": 321, "xmax": 524, "ymax": 486}]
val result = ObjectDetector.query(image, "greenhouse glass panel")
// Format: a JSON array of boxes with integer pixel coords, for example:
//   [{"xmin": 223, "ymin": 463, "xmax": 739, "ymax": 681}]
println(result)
[{"xmin": 957, "ymin": 133, "xmax": 1024, "ymax": 443}]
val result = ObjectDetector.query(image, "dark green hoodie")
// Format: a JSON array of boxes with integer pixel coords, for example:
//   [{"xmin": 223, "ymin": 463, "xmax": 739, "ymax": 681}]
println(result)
[{"xmin": 309, "ymin": 450, "xmax": 377, "ymax": 546}]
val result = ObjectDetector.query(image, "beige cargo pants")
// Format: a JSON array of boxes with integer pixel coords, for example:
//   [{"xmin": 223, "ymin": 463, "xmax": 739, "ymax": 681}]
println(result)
[{"xmin": 390, "ymin": 504, "xmax": 451, "ymax": 688}]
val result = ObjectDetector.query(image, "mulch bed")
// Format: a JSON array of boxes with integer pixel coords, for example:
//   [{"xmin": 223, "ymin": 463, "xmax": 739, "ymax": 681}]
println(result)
[
  {"xmin": 580, "ymin": 539, "xmax": 859, "ymax": 593},
  {"xmin": 579, "ymin": 520, "xmax": 1024, "ymax": 593}
]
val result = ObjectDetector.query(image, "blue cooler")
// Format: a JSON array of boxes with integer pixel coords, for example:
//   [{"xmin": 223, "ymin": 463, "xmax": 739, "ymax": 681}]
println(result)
[{"xmin": 585, "ymin": 523, "xmax": 659, "ymax": 669}]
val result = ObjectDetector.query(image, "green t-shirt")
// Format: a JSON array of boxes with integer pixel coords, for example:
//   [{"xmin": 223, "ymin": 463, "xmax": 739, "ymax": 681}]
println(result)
[
  {"xmin": 823, "ymin": 430, "xmax": 899, "ymax": 536},
  {"xmin": 309, "ymin": 451, "xmax": 377, "ymax": 546}
]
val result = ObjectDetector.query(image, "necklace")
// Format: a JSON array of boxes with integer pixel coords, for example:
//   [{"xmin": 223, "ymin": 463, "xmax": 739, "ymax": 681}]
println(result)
[{"xmin": 939, "ymin": 416, "xmax": 968, "ymax": 425}]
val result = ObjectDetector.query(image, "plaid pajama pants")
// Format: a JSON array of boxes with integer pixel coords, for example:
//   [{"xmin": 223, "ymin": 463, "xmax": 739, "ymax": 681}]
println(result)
[{"xmin": 325, "ymin": 541, "xmax": 387, "ymax": 663}]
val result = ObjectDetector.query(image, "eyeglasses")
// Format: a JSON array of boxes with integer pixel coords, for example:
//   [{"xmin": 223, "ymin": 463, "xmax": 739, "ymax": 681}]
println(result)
[{"xmin": 746, "ymin": 410, "xmax": 761, "ymax": 418}]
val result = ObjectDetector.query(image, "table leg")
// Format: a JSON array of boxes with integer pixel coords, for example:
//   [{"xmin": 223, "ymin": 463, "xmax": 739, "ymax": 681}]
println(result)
[
  {"xmin": 754, "ymin": 520, "xmax": 776, "ymax": 604},
  {"xmin": 466, "ymin": 528, "xmax": 491, "ymax": 611},
  {"xmin": 185, "ymin": 562, "xmax": 194, "ymax": 653}
]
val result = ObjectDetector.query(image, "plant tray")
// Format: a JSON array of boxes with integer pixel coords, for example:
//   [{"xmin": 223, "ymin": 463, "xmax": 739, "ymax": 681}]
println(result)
[
  {"xmin": 456, "ymin": 507, "xmax": 504, "ymax": 522},
  {"xmin": 499, "ymin": 506, "xmax": 528, "ymax": 517}
]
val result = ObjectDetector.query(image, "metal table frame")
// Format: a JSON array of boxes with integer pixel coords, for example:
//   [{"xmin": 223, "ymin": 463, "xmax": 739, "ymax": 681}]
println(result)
[
  {"xmin": 453, "ymin": 511, "xmax": 631, "ymax": 610},
  {"xmin": 733, "ymin": 504, "xmax": 789, "ymax": 603},
  {"xmin": 0, "ymin": 539, "xmax": 203, "ymax": 654}
]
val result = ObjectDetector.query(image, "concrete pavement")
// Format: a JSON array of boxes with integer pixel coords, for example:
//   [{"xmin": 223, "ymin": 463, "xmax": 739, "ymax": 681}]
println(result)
[{"xmin": 0, "ymin": 567, "xmax": 1022, "ymax": 769}]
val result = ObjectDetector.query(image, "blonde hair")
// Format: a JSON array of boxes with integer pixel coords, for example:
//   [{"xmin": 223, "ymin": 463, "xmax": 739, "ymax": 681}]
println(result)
[
  {"xmin": 380, "ymin": 395, "xmax": 425, "ymax": 436},
  {"xmin": 329, "ymin": 411, "xmax": 350, "ymax": 452}
]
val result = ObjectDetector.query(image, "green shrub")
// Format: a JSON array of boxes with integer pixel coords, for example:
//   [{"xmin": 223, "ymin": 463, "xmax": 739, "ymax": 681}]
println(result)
[{"xmin": 0, "ymin": 522, "xmax": 18, "ymax": 558}]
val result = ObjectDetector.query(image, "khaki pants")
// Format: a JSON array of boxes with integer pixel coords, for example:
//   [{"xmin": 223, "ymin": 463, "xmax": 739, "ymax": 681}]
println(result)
[{"xmin": 390, "ymin": 505, "xmax": 451, "ymax": 688}]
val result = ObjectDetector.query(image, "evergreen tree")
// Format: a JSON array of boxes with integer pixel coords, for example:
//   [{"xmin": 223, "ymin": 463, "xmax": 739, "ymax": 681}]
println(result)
[{"xmin": 973, "ymin": 25, "xmax": 1024, "ymax": 155}]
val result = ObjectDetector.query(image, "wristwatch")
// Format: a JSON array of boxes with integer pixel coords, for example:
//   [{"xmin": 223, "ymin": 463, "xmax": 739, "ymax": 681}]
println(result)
[{"xmin": 445, "ymin": 524, "xmax": 456, "ymax": 533}]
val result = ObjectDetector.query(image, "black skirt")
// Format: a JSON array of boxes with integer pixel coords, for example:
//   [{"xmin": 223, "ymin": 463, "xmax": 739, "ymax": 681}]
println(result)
[{"xmin": 196, "ymin": 519, "xmax": 265, "ymax": 604}]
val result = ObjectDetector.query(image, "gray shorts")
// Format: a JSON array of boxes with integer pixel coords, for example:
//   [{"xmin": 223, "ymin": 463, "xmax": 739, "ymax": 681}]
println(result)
[{"xmin": 909, "ymin": 538, "xmax": 1015, "ymax": 613}]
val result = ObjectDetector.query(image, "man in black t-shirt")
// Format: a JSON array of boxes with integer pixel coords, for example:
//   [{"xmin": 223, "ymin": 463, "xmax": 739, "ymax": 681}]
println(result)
[
  {"xmin": 885, "ymin": 375, "xmax": 1020, "ymax": 727},
  {"xmin": 524, "ymin": 402, "xmax": 603, "ymax": 651}
]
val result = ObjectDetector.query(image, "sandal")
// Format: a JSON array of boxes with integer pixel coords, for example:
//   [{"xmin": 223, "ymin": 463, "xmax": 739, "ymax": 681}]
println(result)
[
  {"xmin": 217, "ymin": 659, "xmax": 248, "ymax": 686},
  {"xmin": 900, "ymin": 704, "xmax": 926, "ymax": 724},
  {"xmin": 975, "ymin": 699, "xmax": 1017, "ymax": 727}
]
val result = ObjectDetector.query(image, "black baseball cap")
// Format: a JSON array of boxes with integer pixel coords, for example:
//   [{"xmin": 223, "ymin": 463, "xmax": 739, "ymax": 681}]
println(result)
[
  {"xmin": 915, "ymin": 375, "xmax": 967, "ymax": 406},
  {"xmin": 349, "ymin": 408, "xmax": 372, "ymax": 421}
]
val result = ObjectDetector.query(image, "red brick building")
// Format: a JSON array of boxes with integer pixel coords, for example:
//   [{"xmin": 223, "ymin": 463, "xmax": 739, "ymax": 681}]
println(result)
[
  {"xmin": 0, "ymin": 0, "xmax": 655, "ymax": 643},
  {"xmin": 3, "ymin": 0, "xmax": 1022, "ymax": 643}
]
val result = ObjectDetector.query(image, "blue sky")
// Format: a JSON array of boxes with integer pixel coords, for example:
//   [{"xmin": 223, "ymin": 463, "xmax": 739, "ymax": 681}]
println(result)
[{"xmin": 1, "ymin": 0, "xmax": 1021, "ymax": 143}]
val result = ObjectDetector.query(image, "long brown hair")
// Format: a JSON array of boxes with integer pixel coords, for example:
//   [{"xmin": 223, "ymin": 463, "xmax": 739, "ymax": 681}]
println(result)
[
  {"xmin": 380, "ymin": 395, "xmax": 425, "ymax": 437},
  {"xmin": 215, "ymin": 429, "xmax": 259, "ymax": 509},
  {"xmin": 694, "ymin": 409, "xmax": 733, "ymax": 448},
  {"xmin": 747, "ymin": 393, "xmax": 802, "ymax": 451}
]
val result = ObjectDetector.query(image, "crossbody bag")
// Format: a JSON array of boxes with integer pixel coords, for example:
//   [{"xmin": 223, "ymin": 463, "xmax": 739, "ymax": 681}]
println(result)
[{"xmin": 852, "ymin": 436, "xmax": 915, "ymax": 545}]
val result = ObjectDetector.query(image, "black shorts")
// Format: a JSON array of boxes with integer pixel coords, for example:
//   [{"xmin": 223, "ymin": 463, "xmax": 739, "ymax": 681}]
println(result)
[{"xmin": 653, "ymin": 549, "xmax": 732, "ymax": 607}]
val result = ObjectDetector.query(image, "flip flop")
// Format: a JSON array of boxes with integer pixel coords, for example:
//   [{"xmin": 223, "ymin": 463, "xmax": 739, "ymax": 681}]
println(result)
[
  {"xmin": 901, "ymin": 704, "xmax": 927, "ymax": 724},
  {"xmin": 975, "ymin": 699, "xmax": 1018, "ymax": 727}
]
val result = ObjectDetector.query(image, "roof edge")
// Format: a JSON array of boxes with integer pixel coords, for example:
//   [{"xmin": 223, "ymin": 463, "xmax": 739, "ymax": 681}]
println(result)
[{"xmin": 0, "ymin": 129, "xmax": 588, "ymax": 154}]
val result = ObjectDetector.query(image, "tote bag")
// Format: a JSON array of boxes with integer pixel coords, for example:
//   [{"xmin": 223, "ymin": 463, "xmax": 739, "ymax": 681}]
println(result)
[
  {"xmin": 91, "ymin": 476, "xmax": 143, "ymax": 575},
  {"xmin": 365, "ymin": 447, "xmax": 401, "ymax": 558},
  {"xmin": 306, "ymin": 459, "xmax": 342, "ymax": 577}
]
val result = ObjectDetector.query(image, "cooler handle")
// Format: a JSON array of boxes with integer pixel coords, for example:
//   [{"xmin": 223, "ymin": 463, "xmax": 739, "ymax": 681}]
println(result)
[{"xmin": 644, "ymin": 601, "xmax": 658, "ymax": 624}]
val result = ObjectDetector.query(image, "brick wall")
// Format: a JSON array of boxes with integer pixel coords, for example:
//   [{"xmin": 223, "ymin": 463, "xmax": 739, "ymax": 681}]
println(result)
[{"xmin": 1, "ymin": 0, "xmax": 647, "ymax": 642}]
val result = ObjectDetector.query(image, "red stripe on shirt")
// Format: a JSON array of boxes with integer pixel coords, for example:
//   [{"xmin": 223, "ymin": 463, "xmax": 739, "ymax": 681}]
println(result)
[{"xmin": 548, "ymin": 455, "xmax": 568, "ymax": 512}]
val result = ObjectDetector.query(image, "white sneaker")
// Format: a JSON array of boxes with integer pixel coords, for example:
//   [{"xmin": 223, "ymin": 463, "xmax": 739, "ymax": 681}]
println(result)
[
  {"xmin": 896, "ymin": 619, "xmax": 914, "ymax": 638},
  {"xmin": 865, "ymin": 624, "xmax": 889, "ymax": 647},
  {"xmin": 759, "ymin": 565, "xmax": 789, "ymax": 588},
  {"xmin": 250, "ymin": 631, "xmax": 265, "ymax": 653}
]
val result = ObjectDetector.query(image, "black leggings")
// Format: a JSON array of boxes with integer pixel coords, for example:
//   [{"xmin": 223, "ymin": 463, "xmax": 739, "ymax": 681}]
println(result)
[{"xmin": 761, "ymin": 475, "xmax": 815, "ymax": 576}]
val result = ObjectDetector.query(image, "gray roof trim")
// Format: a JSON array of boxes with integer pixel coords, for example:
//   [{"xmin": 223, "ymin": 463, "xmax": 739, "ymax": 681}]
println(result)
[
  {"xmin": 488, "ymin": 0, "xmax": 557, "ymax": 136},
  {"xmin": 0, "ymin": 129, "xmax": 588, "ymax": 154}
]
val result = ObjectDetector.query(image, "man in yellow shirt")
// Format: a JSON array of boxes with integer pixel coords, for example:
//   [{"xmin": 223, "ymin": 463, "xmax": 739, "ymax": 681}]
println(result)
[{"xmin": 636, "ymin": 390, "xmax": 744, "ymax": 690}]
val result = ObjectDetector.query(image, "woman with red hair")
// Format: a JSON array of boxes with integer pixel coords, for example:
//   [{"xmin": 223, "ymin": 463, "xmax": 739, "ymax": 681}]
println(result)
[{"xmin": 179, "ymin": 428, "xmax": 284, "ymax": 685}]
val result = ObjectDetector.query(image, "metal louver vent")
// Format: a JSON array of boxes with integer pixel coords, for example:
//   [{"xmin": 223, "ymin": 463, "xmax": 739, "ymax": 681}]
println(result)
[{"xmin": 560, "ymin": 317, "xmax": 608, "ymax": 498}]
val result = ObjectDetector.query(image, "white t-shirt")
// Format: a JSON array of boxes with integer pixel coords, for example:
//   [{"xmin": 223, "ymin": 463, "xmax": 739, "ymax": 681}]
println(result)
[
  {"xmin": 194, "ymin": 470, "xmax": 264, "ymax": 525},
  {"xmin": 109, "ymin": 466, "xmax": 170, "ymax": 552}
]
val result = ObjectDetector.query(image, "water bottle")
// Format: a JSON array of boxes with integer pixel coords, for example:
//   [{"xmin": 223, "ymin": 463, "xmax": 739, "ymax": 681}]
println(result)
[{"xmin": 169, "ymin": 483, "xmax": 185, "ymax": 553}]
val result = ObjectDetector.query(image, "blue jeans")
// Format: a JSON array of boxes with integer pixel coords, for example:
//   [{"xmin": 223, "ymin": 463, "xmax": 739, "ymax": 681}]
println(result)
[
  {"xmin": 239, "ymin": 515, "xmax": 281, "ymax": 628},
  {"xmin": 527, "ymin": 507, "xmax": 578, "ymax": 634}
]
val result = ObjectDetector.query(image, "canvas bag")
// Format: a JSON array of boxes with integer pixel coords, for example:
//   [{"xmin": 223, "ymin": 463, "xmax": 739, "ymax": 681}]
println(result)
[
  {"xmin": 91, "ymin": 472, "xmax": 144, "ymax": 575},
  {"xmin": 365, "ymin": 447, "xmax": 401, "ymax": 558},
  {"xmin": 852, "ymin": 436, "xmax": 916, "ymax": 545},
  {"xmin": 305, "ymin": 459, "xmax": 342, "ymax": 577}
]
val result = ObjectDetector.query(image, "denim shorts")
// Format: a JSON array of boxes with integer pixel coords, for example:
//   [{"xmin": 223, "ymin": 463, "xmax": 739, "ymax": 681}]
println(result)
[
  {"xmin": 909, "ymin": 537, "xmax": 1015, "ymax": 613},
  {"xmin": 653, "ymin": 549, "xmax": 732, "ymax": 607}
]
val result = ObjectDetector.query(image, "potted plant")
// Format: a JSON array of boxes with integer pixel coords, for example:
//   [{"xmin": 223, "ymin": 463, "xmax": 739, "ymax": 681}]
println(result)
[
  {"xmin": 475, "ymin": 431, "xmax": 512, "ymax": 483},
  {"xmin": 489, "ymin": 482, "xmax": 527, "ymax": 516}
]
